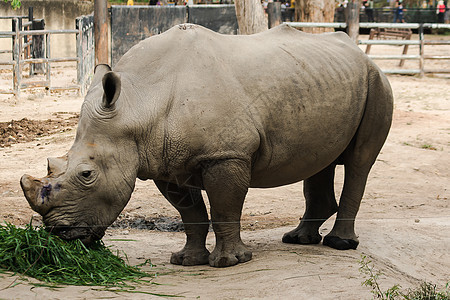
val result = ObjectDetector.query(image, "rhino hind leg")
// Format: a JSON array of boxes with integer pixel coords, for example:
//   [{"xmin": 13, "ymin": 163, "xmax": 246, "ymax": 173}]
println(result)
[
  {"xmin": 202, "ymin": 159, "xmax": 252, "ymax": 267},
  {"xmin": 322, "ymin": 143, "xmax": 382, "ymax": 250},
  {"xmin": 323, "ymin": 69, "xmax": 393, "ymax": 251},
  {"xmin": 282, "ymin": 163, "xmax": 338, "ymax": 245},
  {"xmin": 322, "ymin": 155, "xmax": 369, "ymax": 250},
  {"xmin": 154, "ymin": 180, "xmax": 210, "ymax": 265}
]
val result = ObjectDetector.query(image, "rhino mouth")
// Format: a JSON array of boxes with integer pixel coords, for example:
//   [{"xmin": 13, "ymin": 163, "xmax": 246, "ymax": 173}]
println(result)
[{"xmin": 48, "ymin": 224, "xmax": 105, "ymax": 246}]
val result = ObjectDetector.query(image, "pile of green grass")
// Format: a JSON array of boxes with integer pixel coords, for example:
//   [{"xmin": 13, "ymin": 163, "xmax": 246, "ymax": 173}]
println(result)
[{"xmin": 0, "ymin": 222, "xmax": 152, "ymax": 286}]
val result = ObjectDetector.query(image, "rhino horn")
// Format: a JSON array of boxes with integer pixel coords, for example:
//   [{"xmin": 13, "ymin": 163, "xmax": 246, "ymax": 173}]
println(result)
[
  {"xmin": 47, "ymin": 156, "xmax": 67, "ymax": 176},
  {"xmin": 20, "ymin": 175, "xmax": 52, "ymax": 216}
]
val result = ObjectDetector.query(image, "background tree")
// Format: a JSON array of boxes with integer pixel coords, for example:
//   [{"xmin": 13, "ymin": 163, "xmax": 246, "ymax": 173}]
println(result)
[
  {"xmin": 3, "ymin": 0, "xmax": 21, "ymax": 9},
  {"xmin": 235, "ymin": 0, "xmax": 268, "ymax": 34},
  {"xmin": 295, "ymin": 0, "xmax": 335, "ymax": 33}
]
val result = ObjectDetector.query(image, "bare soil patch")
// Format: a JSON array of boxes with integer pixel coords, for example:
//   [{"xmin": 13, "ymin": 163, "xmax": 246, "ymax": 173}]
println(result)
[{"xmin": 0, "ymin": 113, "xmax": 78, "ymax": 147}]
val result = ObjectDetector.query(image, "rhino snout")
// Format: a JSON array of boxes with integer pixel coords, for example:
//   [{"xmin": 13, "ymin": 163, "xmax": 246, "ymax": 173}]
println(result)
[
  {"xmin": 20, "ymin": 174, "xmax": 53, "ymax": 216},
  {"xmin": 48, "ymin": 222, "xmax": 106, "ymax": 246}
]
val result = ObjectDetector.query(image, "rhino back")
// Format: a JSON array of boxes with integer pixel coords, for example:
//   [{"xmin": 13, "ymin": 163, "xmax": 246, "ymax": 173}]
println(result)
[{"xmin": 114, "ymin": 25, "xmax": 378, "ymax": 186}]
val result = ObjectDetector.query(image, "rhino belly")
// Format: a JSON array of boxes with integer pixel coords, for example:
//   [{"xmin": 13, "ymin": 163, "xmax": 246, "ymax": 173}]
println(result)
[
  {"xmin": 249, "ymin": 149, "xmax": 343, "ymax": 188},
  {"xmin": 249, "ymin": 107, "xmax": 361, "ymax": 188}
]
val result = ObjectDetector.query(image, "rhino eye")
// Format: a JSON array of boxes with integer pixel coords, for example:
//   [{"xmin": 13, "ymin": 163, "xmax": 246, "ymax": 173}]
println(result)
[
  {"xmin": 81, "ymin": 171, "xmax": 92, "ymax": 178},
  {"xmin": 76, "ymin": 164, "xmax": 97, "ymax": 184}
]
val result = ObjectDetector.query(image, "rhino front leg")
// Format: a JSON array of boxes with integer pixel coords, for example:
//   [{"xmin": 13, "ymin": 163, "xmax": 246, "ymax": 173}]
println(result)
[
  {"xmin": 202, "ymin": 159, "xmax": 252, "ymax": 268},
  {"xmin": 154, "ymin": 180, "xmax": 210, "ymax": 265},
  {"xmin": 282, "ymin": 163, "xmax": 338, "ymax": 245}
]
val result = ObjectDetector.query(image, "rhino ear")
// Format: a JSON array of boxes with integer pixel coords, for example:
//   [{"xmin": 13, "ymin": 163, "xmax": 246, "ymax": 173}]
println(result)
[
  {"xmin": 102, "ymin": 71, "xmax": 121, "ymax": 109},
  {"xmin": 91, "ymin": 64, "xmax": 111, "ymax": 87}
]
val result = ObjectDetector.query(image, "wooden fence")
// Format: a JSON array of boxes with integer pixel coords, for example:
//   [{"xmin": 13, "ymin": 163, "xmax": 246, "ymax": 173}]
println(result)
[
  {"xmin": 0, "ymin": 13, "xmax": 94, "ymax": 97},
  {"xmin": 286, "ymin": 22, "xmax": 450, "ymax": 76}
]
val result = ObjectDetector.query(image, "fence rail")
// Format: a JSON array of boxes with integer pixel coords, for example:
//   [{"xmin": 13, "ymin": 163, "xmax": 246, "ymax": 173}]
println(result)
[
  {"xmin": 0, "ymin": 14, "xmax": 94, "ymax": 97},
  {"xmin": 285, "ymin": 22, "xmax": 450, "ymax": 76},
  {"xmin": 287, "ymin": 22, "xmax": 347, "ymax": 29}
]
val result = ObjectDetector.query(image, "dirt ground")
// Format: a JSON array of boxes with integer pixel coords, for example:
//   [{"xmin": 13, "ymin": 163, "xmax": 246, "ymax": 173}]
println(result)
[{"xmin": 0, "ymin": 40, "xmax": 449, "ymax": 299}]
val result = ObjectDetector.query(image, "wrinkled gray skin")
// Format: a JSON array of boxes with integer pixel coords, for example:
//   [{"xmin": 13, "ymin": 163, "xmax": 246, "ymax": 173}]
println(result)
[{"xmin": 21, "ymin": 24, "xmax": 393, "ymax": 267}]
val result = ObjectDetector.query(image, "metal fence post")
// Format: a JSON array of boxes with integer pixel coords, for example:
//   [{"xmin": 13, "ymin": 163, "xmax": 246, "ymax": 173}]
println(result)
[
  {"xmin": 94, "ymin": 0, "xmax": 108, "ymax": 65},
  {"xmin": 419, "ymin": 24, "xmax": 424, "ymax": 77},
  {"xmin": 24, "ymin": 7, "xmax": 33, "ymax": 62},
  {"xmin": 31, "ymin": 19, "xmax": 45, "ymax": 74},
  {"xmin": 12, "ymin": 18, "xmax": 21, "ymax": 97},
  {"xmin": 76, "ymin": 17, "xmax": 83, "ymax": 95},
  {"xmin": 28, "ymin": 7, "xmax": 33, "ymax": 22},
  {"xmin": 45, "ymin": 33, "xmax": 50, "ymax": 90},
  {"xmin": 26, "ymin": 7, "xmax": 34, "ymax": 75},
  {"xmin": 346, "ymin": 0, "xmax": 360, "ymax": 42}
]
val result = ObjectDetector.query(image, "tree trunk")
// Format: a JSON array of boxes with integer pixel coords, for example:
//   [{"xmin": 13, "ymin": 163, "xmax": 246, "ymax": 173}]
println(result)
[
  {"xmin": 235, "ymin": 0, "xmax": 268, "ymax": 35},
  {"xmin": 295, "ymin": 0, "xmax": 335, "ymax": 33}
]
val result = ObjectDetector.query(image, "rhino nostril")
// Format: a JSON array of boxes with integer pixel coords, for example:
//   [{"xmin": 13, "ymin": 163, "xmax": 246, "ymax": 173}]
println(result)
[{"xmin": 40, "ymin": 184, "xmax": 52, "ymax": 203}]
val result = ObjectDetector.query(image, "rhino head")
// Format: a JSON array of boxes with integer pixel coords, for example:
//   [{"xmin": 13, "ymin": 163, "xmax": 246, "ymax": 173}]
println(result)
[{"xmin": 20, "ymin": 65, "xmax": 139, "ymax": 245}]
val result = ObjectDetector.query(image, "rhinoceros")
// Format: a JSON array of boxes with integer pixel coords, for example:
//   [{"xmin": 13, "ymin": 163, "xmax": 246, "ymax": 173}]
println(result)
[{"xmin": 21, "ymin": 24, "xmax": 393, "ymax": 267}]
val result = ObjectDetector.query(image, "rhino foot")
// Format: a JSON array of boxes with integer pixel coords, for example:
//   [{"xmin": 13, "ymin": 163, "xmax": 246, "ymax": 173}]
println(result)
[
  {"xmin": 322, "ymin": 236, "xmax": 359, "ymax": 250},
  {"xmin": 282, "ymin": 229, "xmax": 322, "ymax": 245},
  {"xmin": 209, "ymin": 243, "xmax": 252, "ymax": 268},
  {"xmin": 170, "ymin": 248, "xmax": 210, "ymax": 266}
]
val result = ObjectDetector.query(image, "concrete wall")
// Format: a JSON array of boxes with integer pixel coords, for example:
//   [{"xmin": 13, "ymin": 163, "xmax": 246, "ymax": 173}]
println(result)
[
  {"xmin": 110, "ymin": 5, "xmax": 187, "ymax": 66},
  {"xmin": 0, "ymin": 0, "xmax": 94, "ymax": 59},
  {"xmin": 110, "ymin": 5, "xmax": 238, "ymax": 66}
]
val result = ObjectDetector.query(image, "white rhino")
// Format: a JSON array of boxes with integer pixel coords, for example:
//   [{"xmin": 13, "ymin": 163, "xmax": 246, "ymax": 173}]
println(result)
[{"xmin": 21, "ymin": 24, "xmax": 393, "ymax": 267}]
